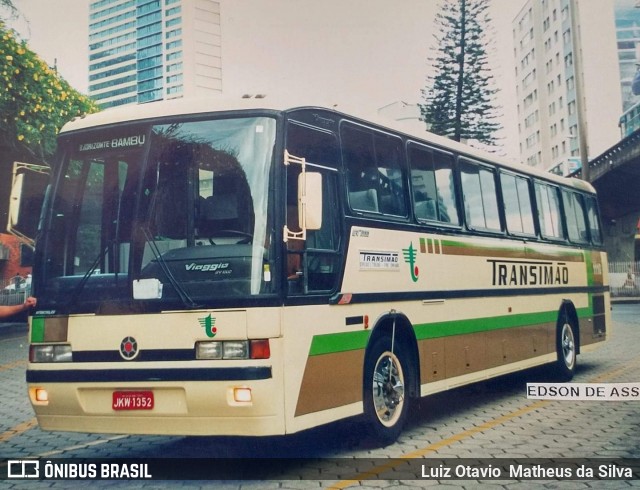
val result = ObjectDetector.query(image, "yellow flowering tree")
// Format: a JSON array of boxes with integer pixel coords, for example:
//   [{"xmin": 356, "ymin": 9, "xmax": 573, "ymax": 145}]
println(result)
[{"xmin": 0, "ymin": 21, "xmax": 99, "ymax": 163}]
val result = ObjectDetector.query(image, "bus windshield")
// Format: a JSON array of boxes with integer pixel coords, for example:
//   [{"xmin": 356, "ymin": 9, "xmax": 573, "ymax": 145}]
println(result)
[{"xmin": 40, "ymin": 116, "xmax": 277, "ymax": 311}]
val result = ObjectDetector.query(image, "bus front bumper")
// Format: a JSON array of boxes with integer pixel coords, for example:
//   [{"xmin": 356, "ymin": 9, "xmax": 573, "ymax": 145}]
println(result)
[{"xmin": 27, "ymin": 375, "xmax": 285, "ymax": 437}]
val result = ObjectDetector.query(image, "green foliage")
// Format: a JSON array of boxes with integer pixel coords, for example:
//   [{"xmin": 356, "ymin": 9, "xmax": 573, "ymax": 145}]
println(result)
[
  {"xmin": 420, "ymin": 0, "xmax": 501, "ymax": 146},
  {"xmin": 0, "ymin": 21, "xmax": 99, "ymax": 162}
]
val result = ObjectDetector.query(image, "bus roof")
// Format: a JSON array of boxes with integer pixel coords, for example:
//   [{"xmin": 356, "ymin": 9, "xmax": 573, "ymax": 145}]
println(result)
[{"xmin": 61, "ymin": 95, "xmax": 595, "ymax": 193}]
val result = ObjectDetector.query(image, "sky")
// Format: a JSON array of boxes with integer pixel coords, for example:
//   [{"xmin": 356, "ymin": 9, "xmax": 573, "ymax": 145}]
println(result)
[{"xmin": 5, "ymin": 0, "xmax": 525, "ymax": 158}]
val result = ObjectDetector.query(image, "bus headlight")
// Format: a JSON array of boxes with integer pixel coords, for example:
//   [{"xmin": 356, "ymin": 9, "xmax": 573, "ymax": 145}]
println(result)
[
  {"xmin": 196, "ymin": 341, "xmax": 223, "ymax": 359},
  {"xmin": 196, "ymin": 340, "xmax": 270, "ymax": 360},
  {"xmin": 223, "ymin": 341, "xmax": 249, "ymax": 359},
  {"xmin": 29, "ymin": 344, "xmax": 72, "ymax": 363}
]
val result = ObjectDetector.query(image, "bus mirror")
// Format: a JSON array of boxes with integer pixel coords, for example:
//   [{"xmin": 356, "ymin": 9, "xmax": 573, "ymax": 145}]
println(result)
[
  {"xmin": 299, "ymin": 172, "xmax": 322, "ymax": 231},
  {"xmin": 9, "ymin": 172, "xmax": 25, "ymax": 230},
  {"xmin": 8, "ymin": 162, "xmax": 50, "ymax": 247}
]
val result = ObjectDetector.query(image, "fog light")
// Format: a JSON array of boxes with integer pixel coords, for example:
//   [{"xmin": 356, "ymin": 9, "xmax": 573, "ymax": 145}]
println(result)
[
  {"xmin": 35, "ymin": 388, "xmax": 49, "ymax": 402},
  {"xmin": 233, "ymin": 387, "xmax": 252, "ymax": 403},
  {"xmin": 30, "ymin": 387, "xmax": 49, "ymax": 405}
]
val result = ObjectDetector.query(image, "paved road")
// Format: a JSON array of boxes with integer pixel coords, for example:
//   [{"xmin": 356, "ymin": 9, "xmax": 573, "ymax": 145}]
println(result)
[{"xmin": 1, "ymin": 305, "xmax": 640, "ymax": 488}]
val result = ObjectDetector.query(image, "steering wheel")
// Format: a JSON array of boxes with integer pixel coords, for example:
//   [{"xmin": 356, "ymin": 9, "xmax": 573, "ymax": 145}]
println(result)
[{"xmin": 211, "ymin": 230, "xmax": 253, "ymax": 245}]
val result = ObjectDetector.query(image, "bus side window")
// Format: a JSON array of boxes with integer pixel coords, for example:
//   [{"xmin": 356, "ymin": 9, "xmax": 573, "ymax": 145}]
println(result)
[
  {"xmin": 534, "ymin": 181, "xmax": 564, "ymax": 240},
  {"xmin": 563, "ymin": 190, "xmax": 589, "ymax": 244},
  {"xmin": 343, "ymin": 125, "xmax": 379, "ymax": 213},
  {"xmin": 500, "ymin": 172, "xmax": 535, "ymax": 236},
  {"xmin": 460, "ymin": 160, "xmax": 501, "ymax": 232},
  {"xmin": 373, "ymin": 133, "xmax": 406, "ymax": 216},
  {"xmin": 408, "ymin": 143, "xmax": 459, "ymax": 224},
  {"xmin": 585, "ymin": 196, "xmax": 603, "ymax": 246},
  {"xmin": 342, "ymin": 124, "xmax": 406, "ymax": 216}
]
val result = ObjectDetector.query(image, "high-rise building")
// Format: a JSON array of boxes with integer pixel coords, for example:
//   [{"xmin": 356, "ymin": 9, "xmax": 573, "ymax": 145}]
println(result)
[
  {"xmin": 513, "ymin": 0, "xmax": 621, "ymax": 174},
  {"xmin": 88, "ymin": 0, "xmax": 222, "ymax": 109},
  {"xmin": 614, "ymin": 0, "xmax": 640, "ymax": 112}
]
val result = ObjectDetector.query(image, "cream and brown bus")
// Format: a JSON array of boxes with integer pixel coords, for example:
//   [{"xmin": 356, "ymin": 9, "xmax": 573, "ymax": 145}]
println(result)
[{"xmin": 25, "ymin": 97, "xmax": 609, "ymax": 445}]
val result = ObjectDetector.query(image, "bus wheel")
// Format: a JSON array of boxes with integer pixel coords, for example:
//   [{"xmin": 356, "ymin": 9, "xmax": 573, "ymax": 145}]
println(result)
[
  {"xmin": 556, "ymin": 315, "xmax": 577, "ymax": 380},
  {"xmin": 363, "ymin": 337, "xmax": 409, "ymax": 445}
]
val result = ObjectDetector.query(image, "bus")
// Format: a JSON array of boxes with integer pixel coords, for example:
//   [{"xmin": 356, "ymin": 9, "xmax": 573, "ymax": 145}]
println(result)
[
  {"xmin": 619, "ymin": 100, "xmax": 640, "ymax": 139},
  {"xmin": 25, "ymin": 96, "xmax": 609, "ymax": 444}
]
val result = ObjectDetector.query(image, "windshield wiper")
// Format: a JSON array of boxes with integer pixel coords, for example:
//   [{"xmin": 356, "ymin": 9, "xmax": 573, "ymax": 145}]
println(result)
[
  {"xmin": 142, "ymin": 227, "xmax": 202, "ymax": 309},
  {"xmin": 66, "ymin": 241, "xmax": 113, "ymax": 308}
]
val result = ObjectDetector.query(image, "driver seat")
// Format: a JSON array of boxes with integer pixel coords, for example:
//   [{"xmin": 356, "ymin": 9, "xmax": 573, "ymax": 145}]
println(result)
[{"xmin": 199, "ymin": 190, "xmax": 240, "ymax": 235}]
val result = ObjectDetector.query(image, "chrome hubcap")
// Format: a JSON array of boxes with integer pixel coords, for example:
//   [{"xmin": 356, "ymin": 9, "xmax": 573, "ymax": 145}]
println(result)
[
  {"xmin": 561, "ymin": 323, "xmax": 575, "ymax": 369},
  {"xmin": 372, "ymin": 351, "xmax": 405, "ymax": 427}
]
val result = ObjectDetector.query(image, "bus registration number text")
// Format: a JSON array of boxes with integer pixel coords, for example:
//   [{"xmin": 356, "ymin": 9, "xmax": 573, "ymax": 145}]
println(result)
[{"xmin": 112, "ymin": 391, "xmax": 154, "ymax": 410}]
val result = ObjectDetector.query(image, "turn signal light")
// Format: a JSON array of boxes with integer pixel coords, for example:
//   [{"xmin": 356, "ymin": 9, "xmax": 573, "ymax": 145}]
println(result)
[{"xmin": 250, "ymin": 339, "xmax": 270, "ymax": 359}]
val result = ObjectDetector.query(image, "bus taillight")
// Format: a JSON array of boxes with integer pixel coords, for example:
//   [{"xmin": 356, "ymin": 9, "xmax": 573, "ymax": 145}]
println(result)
[
  {"xmin": 250, "ymin": 339, "xmax": 270, "ymax": 359},
  {"xmin": 195, "ymin": 339, "xmax": 270, "ymax": 360}
]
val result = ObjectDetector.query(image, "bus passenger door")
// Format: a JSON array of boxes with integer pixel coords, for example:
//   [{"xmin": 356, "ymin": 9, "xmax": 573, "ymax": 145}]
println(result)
[{"xmin": 285, "ymin": 122, "xmax": 342, "ymax": 296}]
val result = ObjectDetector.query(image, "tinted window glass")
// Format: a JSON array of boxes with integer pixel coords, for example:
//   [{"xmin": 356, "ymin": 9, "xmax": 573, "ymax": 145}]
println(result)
[
  {"xmin": 585, "ymin": 196, "xmax": 603, "ymax": 245},
  {"xmin": 500, "ymin": 172, "xmax": 535, "ymax": 235},
  {"xmin": 460, "ymin": 160, "xmax": 501, "ymax": 231},
  {"xmin": 563, "ymin": 190, "xmax": 589, "ymax": 244},
  {"xmin": 534, "ymin": 182, "xmax": 563, "ymax": 239},
  {"xmin": 342, "ymin": 124, "xmax": 406, "ymax": 216},
  {"xmin": 408, "ymin": 144, "xmax": 459, "ymax": 224}
]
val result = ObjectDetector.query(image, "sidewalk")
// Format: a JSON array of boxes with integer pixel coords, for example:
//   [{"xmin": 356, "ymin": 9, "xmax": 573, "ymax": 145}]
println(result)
[
  {"xmin": 611, "ymin": 296, "xmax": 640, "ymax": 304},
  {"xmin": 0, "ymin": 321, "xmax": 28, "ymax": 336}
]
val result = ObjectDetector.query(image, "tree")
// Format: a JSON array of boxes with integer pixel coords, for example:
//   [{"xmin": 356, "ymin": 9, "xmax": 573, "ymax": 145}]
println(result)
[
  {"xmin": 420, "ymin": 0, "xmax": 501, "ymax": 146},
  {"xmin": 0, "ymin": 21, "xmax": 99, "ymax": 163},
  {"xmin": 0, "ymin": 0, "xmax": 19, "ymax": 21}
]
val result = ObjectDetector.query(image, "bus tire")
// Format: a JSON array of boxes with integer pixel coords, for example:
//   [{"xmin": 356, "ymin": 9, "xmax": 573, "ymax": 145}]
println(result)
[
  {"xmin": 555, "ymin": 313, "xmax": 577, "ymax": 381},
  {"xmin": 363, "ymin": 336, "xmax": 410, "ymax": 446}
]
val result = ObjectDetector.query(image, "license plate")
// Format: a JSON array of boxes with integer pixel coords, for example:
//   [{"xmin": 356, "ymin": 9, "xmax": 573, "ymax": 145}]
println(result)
[{"xmin": 112, "ymin": 391, "xmax": 154, "ymax": 411}]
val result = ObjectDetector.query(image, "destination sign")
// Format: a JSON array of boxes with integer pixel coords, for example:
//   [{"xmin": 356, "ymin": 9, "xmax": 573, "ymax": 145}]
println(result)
[{"xmin": 78, "ymin": 134, "xmax": 146, "ymax": 152}]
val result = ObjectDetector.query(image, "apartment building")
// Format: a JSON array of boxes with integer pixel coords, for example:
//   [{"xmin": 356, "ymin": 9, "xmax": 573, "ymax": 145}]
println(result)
[
  {"xmin": 513, "ymin": 0, "xmax": 621, "ymax": 174},
  {"xmin": 88, "ymin": 0, "xmax": 222, "ymax": 108}
]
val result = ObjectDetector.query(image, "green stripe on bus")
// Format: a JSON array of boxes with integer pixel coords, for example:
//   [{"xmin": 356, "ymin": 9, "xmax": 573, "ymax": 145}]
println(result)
[
  {"xmin": 31, "ymin": 317, "xmax": 45, "ymax": 343},
  {"xmin": 308, "ymin": 330, "xmax": 371, "ymax": 356},
  {"xmin": 584, "ymin": 251, "xmax": 594, "ymax": 286},
  {"xmin": 309, "ymin": 305, "xmax": 595, "ymax": 356},
  {"xmin": 413, "ymin": 310, "xmax": 559, "ymax": 340},
  {"xmin": 440, "ymin": 239, "xmax": 584, "ymax": 261}
]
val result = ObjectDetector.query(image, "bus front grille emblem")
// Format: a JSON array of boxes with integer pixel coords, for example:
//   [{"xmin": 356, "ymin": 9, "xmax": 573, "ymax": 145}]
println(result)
[{"xmin": 119, "ymin": 336, "xmax": 139, "ymax": 360}]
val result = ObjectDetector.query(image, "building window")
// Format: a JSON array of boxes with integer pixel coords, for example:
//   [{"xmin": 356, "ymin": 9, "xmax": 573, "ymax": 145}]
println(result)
[
  {"xmin": 167, "ymin": 50, "xmax": 182, "ymax": 61},
  {"xmin": 166, "ymin": 40, "xmax": 182, "ymax": 50},
  {"xmin": 166, "ymin": 28, "xmax": 182, "ymax": 39},
  {"xmin": 166, "ymin": 62, "xmax": 183, "ymax": 73},
  {"xmin": 166, "ymin": 74, "xmax": 183, "ymax": 84}
]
